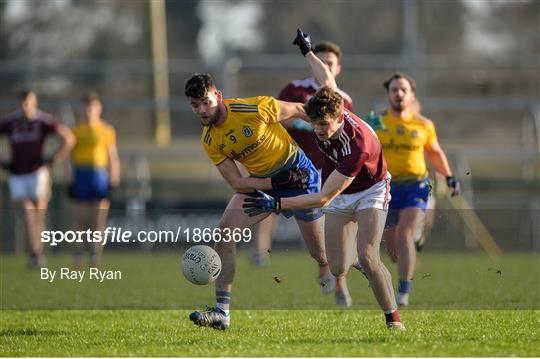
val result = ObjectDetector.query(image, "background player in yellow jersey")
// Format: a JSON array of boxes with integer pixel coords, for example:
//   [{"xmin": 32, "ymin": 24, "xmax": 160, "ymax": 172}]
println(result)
[
  {"xmin": 184, "ymin": 73, "xmax": 332, "ymax": 330},
  {"xmin": 376, "ymin": 73, "xmax": 460, "ymax": 306},
  {"xmin": 70, "ymin": 92, "xmax": 120, "ymax": 268}
]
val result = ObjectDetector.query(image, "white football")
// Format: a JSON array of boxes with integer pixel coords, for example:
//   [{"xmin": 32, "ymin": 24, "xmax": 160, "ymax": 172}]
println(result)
[{"xmin": 181, "ymin": 245, "xmax": 222, "ymax": 285}]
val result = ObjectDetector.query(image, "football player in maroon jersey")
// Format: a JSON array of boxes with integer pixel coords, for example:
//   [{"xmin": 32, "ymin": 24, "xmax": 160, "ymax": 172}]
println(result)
[
  {"xmin": 0, "ymin": 90, "xmax": 75, "ymax": 267},
  {"xmin": 244, "ymin": 30, "xmax": 404, "ymax": 330},
  {"xmin": 251, "ymin": 40, "xmax": 355, "ymax": 307}
]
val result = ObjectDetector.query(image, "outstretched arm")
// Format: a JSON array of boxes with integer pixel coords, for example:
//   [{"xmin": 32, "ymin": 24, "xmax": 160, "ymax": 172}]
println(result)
[
  {"xmin": 281, "ymin": 169, "xmax": 352, "ymax": 209},
  {"xmin": 292, "ymin": 28, "xmax": 337, "ymax": 90},
  {"xmin": 243, "ymin": 170, "xmax": 354, "ymax": 216},
  {"xmin": 305, "ymin": 52, "xmax": 337, "ymax": 90},
  {"xmin": 278, "ymin": 101, "xmax": 309, "ymax": 122}
]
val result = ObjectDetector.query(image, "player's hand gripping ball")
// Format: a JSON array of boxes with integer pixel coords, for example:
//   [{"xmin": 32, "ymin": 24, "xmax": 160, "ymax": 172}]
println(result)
[{"xmin": 181, "ymin": 245, "xmax": 222, "ymax": 285}]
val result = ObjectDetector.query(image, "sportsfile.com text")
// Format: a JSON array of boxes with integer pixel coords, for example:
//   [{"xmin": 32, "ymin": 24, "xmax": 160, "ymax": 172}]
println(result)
[{"xmin": 41, "ymin": 227, "xmax": 253, "ymax": 246}]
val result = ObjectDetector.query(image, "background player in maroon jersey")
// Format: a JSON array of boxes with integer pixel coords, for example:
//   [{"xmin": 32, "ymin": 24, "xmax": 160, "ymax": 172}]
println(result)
[
  {"xmin": 251, "ymin": 40, "xmax": 354, "ymax": 307},
  {"xmin": 244, "ymin": 30, "xmax": 404, "ymax": 330},
  {"xmin": 0, "ymin": 90, "xmax": 75, "ymax": 267}
]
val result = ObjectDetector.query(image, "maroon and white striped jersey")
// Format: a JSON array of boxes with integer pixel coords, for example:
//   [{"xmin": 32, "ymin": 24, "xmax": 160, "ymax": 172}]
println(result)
[{"xmin": 316, "ymin": 111, "xmax": 387, "ymax": 194}]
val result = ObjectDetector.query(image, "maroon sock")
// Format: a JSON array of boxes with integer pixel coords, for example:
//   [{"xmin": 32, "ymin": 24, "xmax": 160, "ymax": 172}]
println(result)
[{"xmin": 385, "ymin": 310, "xmax": 401, "ymax": 323}]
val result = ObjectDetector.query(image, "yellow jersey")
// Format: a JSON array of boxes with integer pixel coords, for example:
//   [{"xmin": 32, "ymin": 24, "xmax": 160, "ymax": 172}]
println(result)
[
  {"xmin": 201, "ymin": 96, "xmax": 297, "ymax": 177},
  {"xmin": 72, "ymin": 120, "xmax": 116, "ymax": 168},
  {"xmin": 376, "ymin": 110, "xmax": 437, "ymax": 182}
]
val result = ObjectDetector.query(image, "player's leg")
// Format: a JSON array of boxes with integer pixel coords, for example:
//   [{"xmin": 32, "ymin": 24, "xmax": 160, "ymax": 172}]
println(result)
[
  {"xmin": 323, "ymin": 213, "xmax": 356, "ymax": 307},
  {"xmin": 295, "ymin": 216, "xmax": 327, "ymax": 266},
  {"xmin": 10, "ymin": 170, "xmax": 49, "ymax": 267},
  {"xmin": 70, "ymin": 168, "xmax": 93, "ymax": 268},
  {"xmin": 216, "ymin": 193, "xmax": 269, "ymax": 292},
  {"xmin": 13, "ymin": 199, "xmax": 44, "ymax": 267},
  {"xmin": 383, "ymin": 195, "xmax": 400, "ymax": 262},
  {"xmin": 89, "ymin": 199, "xmax": 110, "ymax": 267},
  {"xmin": 355, "ymin": 208, "xmax": 403, "ymax": 329},
  {"xmin": 32, "ymin": 168, "xmax": 51, "ymax": 265},
  {"xmin": 89, "ymin": 170, "xmax": 112, "ymax": 267},
  {"xmin": 250, "ymin": 213, "xmax": 278, "ymax": 266},
  {"xmin": 324, "ymin": 214, "xmax": 357, "ymax": 275},
  {"xmin": 32, "ymin": 170, "xmax": 50, "ymax": 266},
  {"xmin": 295, "ymin": 215, "xmax": 347, "ymax": 299},
  {"xmin": 416, "ymin": 195, "xmax": 436, "ymax": 251},
  {"xmin": 71, "ymin": 201, "xmax": 90, "ymax": 269},
  {"xmin": 395, "ymin": 207, "xmax": 424, "ymax": 306},
  {"xmin": 190, "ymin": 192, "xmax": 270, "ymax": 330},
  {"xmin": 383, "ymin": 225, "xmax": 399, "ymax": 262},
  {"xmin": 355, "ymin": 208, "xmax": 393, "ymax": 309},
  {"xmin": 32, "ymin": 194, "xmax": 49, "ymax": 265}
]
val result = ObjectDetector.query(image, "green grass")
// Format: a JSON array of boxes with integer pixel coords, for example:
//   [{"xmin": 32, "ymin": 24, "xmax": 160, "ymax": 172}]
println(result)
[
  {"xmin": 1, "ymin": 309, "xmax": 538, "ymax": 356},
  {"xmin": 1, "ymin": 251, "xmax": 539, "ymax": 356}
]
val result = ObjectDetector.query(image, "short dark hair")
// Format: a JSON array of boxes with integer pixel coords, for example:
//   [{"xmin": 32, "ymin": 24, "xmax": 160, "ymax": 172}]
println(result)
[
  {"xmin": 19, "ymin": 89, "xmax": 36, "ymax": 101},
  {"xmin": 383, "ymin": 72, "xmax": 416, "ymax": 93},
  {"xmin": 313, "ymin": 41, "xmax": 342, "ymax": 60},
  {"xmin": 82, "ymin": 91, "xmax": 100, "ymax": 105},
  {"xmin": 303, "ymin": 86, "xmax": 344, "ymax": 122},
  {"xmin": 184, "ymin": 73, "xmax": 216, "ymax": 99}
]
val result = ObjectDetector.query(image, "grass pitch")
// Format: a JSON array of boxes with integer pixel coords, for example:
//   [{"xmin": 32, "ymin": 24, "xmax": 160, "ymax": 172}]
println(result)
[
  {"xmin": 1, "ymin": 251, "xmax": 539, "ymax": 356},
  {"xmin": 2, "ymin": 309, "xmax": 538, "ymax": 357}
]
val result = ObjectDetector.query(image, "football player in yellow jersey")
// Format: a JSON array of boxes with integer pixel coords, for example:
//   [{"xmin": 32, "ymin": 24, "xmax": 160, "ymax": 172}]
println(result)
[
  {"xmin": 70, "ymin": 92, "xmax": 120, "ymax": 268},
  {"xmin": 376, "ymin": 73, "xmax": 460, "ymax": 306},
  {"xmin": 184, "ymin": 73, "xmax": 336, "ymax": 330}
]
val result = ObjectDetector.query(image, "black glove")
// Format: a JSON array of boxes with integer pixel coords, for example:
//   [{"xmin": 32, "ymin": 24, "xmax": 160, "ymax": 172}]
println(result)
[
  {"xmin": 243, "ymin": 190, "xmax": 281, "ymax": 217},
  {"xmin": 292, "ymin": 28, "xmax": 312, "ymax": 56},
  {"xmin": 271, "ymin": 166, "xmax": 310, "ymax": 190},
  {"xmin": 446, "ymin": 176, "xmax": 460, "ymax": 197}
]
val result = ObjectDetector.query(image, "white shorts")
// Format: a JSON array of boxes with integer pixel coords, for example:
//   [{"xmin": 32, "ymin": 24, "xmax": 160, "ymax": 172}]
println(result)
[
  {"xmin": 8, "ymin": 167, "xmax": 51, "ymax": 202},
  {"xmin": 323, "ymin": 172, "xmax": 391, "ymax": 217}
]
